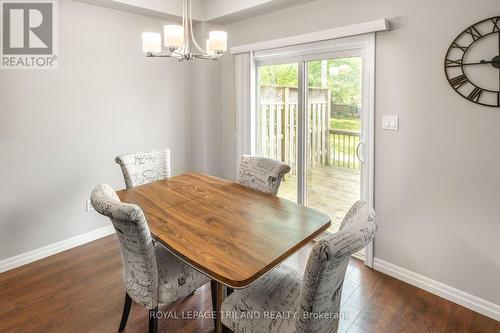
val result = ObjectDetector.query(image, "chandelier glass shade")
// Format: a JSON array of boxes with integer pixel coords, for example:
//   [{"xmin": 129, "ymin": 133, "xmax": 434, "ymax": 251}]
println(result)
[{"xmin": 141, "ymin": 0, "xmax": 227, "ymax": 61}]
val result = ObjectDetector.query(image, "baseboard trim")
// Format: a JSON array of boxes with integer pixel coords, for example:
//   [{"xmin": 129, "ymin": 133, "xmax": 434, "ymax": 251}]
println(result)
[
  {"xmin": 373, "ymin": 258, "xmax": 500, "ymax": 321},
  {"xmin": 2, "ymin": 232, "xmax": 498, "ymax": 321},
  {"xmin": 0, "ymin": 225, "xmax": 115, "ymax": 273}
]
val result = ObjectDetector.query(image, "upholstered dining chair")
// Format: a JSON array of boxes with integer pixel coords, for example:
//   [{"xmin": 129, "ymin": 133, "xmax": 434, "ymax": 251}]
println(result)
[
  {"xmin": 237, "ymin": 155, "xmax": 291, "ymax": 195},
  {"xmin": 115, "ymin": 149, "xmax": 171, "ymax": 188},
  {"xmin": 91, "ymin": 183, "xmax": 210, "ymax": 333},
  {"xmin": 220, "ymin": 200, "xmax": 377, "ymax": 333}
]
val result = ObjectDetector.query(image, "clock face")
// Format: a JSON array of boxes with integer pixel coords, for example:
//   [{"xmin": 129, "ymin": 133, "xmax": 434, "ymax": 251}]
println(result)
[{"xmin": 444, "ymin": 16, "xmax": 500, "ymax": 107}]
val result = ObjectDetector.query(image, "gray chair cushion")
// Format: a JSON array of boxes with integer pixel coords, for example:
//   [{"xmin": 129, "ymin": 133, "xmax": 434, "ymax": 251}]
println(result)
[
  {"xmin": 155, "ymin": 244, "xmax": 210, "ymax": 305},
  {"xmin": 115, "ymin": 149, "xmax": 171, "ymax": 188},
  {"xmin": 238, "ymin": 155, "xmax": 291, "ymax": 195},
  {"xmin": 220, "ymin": 200, "xmax": 377, "ymax": 333},
  {"xmin": 91, "ymin": 183, "xmax": 209, "ymax": 309},
  {"xmin": 296, "ymin": 201, "xmax": 376, "ymax": 333},
  {"xmin": 221, "ymin": 265, "xmax": 302, "ymax": 333}
]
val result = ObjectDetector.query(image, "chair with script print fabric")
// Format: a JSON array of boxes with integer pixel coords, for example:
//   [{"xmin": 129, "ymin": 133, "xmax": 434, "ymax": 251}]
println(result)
[
  {"xmin": 90, "ymin": 183, "xmax": 210, "ymax": 333},
  {"xmin": 220, "ymin": 201, "xmax": 377, "ymax": 333},
  {"xmin": 115, "ymin": 149, "xmax": 171, "ymax": 188},
  {"xmin": 237, "ymin": 155, "xmax": 291, "ymax": 195}
]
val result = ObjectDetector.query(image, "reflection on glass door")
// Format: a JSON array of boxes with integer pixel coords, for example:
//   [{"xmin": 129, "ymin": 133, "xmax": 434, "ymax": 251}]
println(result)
[
  {"xmin": 256, "ymin": 62, "xmax": 298, "ymax": 203},
  {"xmin": 306, "ymin": 57, "xmax": 362, "ymax": 234}
]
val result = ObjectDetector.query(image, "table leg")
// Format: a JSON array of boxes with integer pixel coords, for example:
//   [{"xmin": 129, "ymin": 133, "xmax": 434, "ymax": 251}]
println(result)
[{"xmin": 215, "ymin": 281, "xmax": 226, "ymax": 333}]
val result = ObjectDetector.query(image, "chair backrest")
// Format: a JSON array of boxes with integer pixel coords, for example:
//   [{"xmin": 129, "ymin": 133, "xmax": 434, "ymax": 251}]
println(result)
[
  {"xmin": 296, "ymin": 201, "xmax": 377, "ymax": 333},
  {"xmin": 115, "ymin": 149, "xmax": 171, "ymax": 188},
  {"xmin": 90, "ymin": 183, "xmax": 158, "ymax": 309},
  {"xmin": 237, "ymin": 155, "xmax": 291, "ymax": 195}
]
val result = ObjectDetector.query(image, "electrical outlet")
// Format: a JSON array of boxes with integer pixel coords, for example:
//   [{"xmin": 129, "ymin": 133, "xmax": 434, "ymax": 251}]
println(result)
[{"xmin": 86, "ymin": 199, "xmax": 95, "ymax": 212}]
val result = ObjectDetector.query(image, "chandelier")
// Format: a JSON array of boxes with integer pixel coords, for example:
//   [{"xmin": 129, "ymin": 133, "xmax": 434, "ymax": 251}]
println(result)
[{"xmin": 141, "ymin": 0, "xmax": 227, "ymax": 61}]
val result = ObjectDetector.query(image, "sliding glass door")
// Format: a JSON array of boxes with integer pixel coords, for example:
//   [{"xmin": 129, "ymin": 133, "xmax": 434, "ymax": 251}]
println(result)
[
  {"xmin": 253, "ymin": 37, "xmax": 374, "ymax": 262},
  {"xmin": 305, "ymin": 53, "xmax": 363, "ymax": 234}
]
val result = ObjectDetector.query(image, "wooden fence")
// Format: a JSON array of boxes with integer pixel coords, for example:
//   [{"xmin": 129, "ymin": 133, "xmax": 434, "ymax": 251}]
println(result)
[{"xmin": 257, "ymin": 85, "xmax": 360, "ymax": 173}]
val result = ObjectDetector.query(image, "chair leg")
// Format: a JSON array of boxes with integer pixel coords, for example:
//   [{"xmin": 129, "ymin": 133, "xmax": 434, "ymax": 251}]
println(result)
[
  {"xmin": 210, "ymin": 280, "xmax": 218, "ymax": 330},
  {"xmin": 149, "ymin": 307, "xmax": 158, "ymax": 333},
  {"xmin": 118, "ymin": 293, "xmax": 132, "ymax": 332}
]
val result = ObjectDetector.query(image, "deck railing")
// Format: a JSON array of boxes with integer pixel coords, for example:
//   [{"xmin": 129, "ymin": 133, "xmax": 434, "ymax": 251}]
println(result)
[
  {"xmin": 330, "ymin": 130, "xmax": 360, "ymax": 169},
  {"xmin": 257, "ymin": 85, "xmax": 361, "ymax": 174}
]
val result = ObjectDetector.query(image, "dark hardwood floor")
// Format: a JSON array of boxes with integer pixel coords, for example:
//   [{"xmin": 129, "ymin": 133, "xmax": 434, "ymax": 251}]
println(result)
[{"xmin": 0, "ymin": 235, "xmax": 498, "ymax": 333}]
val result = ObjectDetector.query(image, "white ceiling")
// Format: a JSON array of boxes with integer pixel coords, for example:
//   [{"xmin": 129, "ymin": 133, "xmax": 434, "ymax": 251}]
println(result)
[{"xmin": 76, "ymin": 0, "xmax": 318, "ymax": 24}]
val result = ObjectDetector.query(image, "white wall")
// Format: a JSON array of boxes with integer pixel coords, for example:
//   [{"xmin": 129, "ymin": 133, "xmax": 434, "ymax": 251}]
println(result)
[
  {"xmin": 217, "ymin": 0, "xmax": 500, "ymax": 305},
  {"xmin": 0, "ymin": 0, "xmax": 191, "ymax": 260},
  {"xmin": 1, "ymin": 0, "xmax": 499, "ymax": 311},
  {"xmin": 189, "ymin": 22, "xmax": 225, "ymax": 176}
]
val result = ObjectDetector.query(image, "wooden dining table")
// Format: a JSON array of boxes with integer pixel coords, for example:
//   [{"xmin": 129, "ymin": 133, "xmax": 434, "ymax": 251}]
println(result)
[{"xmin": 117, "ymin": 172, "xmax": 331, "ymax": 333}]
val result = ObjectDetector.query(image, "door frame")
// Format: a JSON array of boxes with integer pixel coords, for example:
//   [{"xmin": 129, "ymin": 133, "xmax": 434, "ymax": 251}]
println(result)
[
  {"xmin": 300, "ymin": 43, "xmax": 375, "ymax": 266},
  {"xmin": 244, "ymin": 33, "xmax": 376, "ymax": 267}
]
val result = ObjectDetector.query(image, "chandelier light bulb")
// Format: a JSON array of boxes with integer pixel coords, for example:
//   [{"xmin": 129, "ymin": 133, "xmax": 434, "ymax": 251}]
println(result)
[
  {"xmin": 142, "ymin": 32, "xmax": 161, "ymax": 53},
  {"xmin": 209, "ymin": 31, "xmax": 227, "ymax": 52},
  {"xmin": 164, "ymin": 25, "xmax": 184, "ymax": 49}
]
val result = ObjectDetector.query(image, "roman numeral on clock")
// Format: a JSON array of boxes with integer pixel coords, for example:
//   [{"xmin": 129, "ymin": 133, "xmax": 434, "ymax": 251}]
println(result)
[
  {"xmin": 451, "ymin": 42, "xmax": 467, "ymax": 52},
  {"xmin": 449, "ymin": 75, "xmax": 468, "ymax": 89},
  {"xmin": 492, "ymin": 17, "xmax": 500, "ymax": 32},
  {"xmin": 445, "ymin": 59, "xmax": 462, "ymax": 67},
  {"xmin": 465, "ymin": 27, "xmax": 482, "ymax": 41},
  {"xmin": 467, "ymin": 87, "xmax": 483, "ymax": 102}
]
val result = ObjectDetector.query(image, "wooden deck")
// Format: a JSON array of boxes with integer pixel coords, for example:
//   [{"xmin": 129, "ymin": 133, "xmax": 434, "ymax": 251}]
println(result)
[{"xmin": 279, "ymin": 165, "xmax": 361, "ymax": 232}]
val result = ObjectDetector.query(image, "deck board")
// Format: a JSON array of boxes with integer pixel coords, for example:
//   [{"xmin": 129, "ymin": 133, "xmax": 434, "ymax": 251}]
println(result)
[{"xmin": 279, "ymin": 165, "xmax": 361, "ymax": 231}]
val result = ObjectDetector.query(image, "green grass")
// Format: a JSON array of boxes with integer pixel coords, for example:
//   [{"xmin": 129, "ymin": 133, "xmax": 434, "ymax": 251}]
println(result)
[
  {"xmin": 328, "ymin": 116, "xmax": 361, "ymax": 169},
  {"xmin": 330, "ymin": 116, "xmax": 360, "ymax": 132}
]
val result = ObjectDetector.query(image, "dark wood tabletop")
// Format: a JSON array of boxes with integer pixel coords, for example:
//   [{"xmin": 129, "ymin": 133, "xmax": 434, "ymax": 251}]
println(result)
[{"xmin": 116, "ymin": 173, "xmax": 331, "ymax": 289}]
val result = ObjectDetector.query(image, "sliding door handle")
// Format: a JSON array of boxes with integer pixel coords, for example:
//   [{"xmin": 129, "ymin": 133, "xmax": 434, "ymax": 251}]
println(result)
[{"xmin": 356, "ymin": 141, "xmax": 366, "ymax": 163}]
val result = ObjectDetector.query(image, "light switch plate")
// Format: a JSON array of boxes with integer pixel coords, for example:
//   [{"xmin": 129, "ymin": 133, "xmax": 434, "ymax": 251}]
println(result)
[{"xmin": 383, "ymin": 115, "xmax": 399, "ymax": 131}]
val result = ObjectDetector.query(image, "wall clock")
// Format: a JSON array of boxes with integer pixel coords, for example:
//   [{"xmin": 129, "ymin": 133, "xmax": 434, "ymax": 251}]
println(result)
[{"xmin": 444, "ymin": 16, "xmax": 500, "ymax": 107}]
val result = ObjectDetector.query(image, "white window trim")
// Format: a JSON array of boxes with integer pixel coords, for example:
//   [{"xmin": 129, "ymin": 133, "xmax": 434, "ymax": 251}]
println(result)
[
  {"xmin": 230, "ymin": 18, "xmax": 388, "ymax": 55},
  {"xmin": 235, "ymin": 52, "xmax": 256, "ymax": 175}
]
